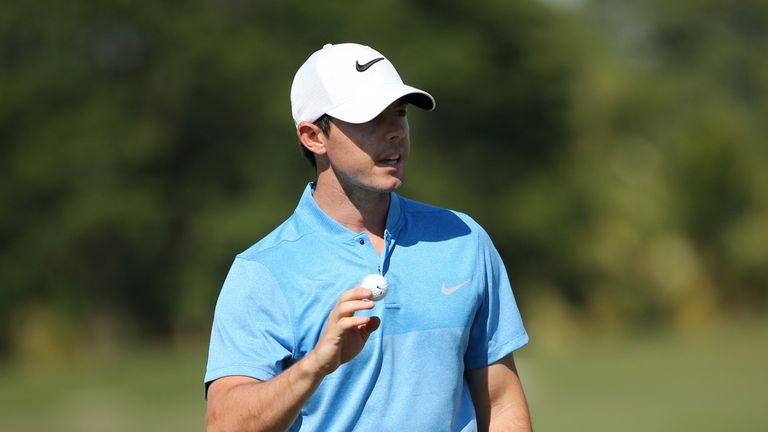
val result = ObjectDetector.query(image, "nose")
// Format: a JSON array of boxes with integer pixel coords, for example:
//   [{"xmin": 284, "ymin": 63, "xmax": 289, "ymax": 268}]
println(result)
[{"xmin": 385, "ymin": 116, "xmax": 408, "ymax": 142}]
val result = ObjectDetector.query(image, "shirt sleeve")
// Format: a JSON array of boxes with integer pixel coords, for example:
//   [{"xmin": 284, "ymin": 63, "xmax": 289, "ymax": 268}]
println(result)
[
  {"xmin": 204, "ymin": 257, "xmax": 294, "ymax": 396},
  {"xmin": 464, "ymin": 227, "xmax": 529, "ymax": 369}
]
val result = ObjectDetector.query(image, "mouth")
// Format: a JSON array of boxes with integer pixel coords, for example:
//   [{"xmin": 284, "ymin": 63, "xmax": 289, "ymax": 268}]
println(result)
[{"xmin": 378, "ymin": 155, "xmax": 401, "ymax": 166}]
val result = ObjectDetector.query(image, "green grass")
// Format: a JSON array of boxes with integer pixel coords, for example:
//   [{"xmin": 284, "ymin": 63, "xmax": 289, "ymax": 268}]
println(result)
[
  {"xmin": 519, "ymin": 319, "xmax": 768, "ymax": 431},
  {"xmin": 0, "ymin": 346, "xmax": 208, "ymax": 432},
  {"xmin": 1, "ymin": 319, "xmax": 766, "ymax": 431}
]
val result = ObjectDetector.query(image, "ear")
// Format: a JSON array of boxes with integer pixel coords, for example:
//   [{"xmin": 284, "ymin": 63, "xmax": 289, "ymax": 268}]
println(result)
[{"xmin": 297, "ymin": 121, "xmax": 328, "ymax": 156}]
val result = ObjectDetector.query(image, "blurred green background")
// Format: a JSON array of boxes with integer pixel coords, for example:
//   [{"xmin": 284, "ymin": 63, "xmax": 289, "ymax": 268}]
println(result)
[{"xmin": 1, "ymin": 0, "xmax": 767, "ymax": 430}]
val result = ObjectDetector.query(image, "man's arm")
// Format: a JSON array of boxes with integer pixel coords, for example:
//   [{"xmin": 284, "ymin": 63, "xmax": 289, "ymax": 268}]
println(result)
[
  {"xmin": 206, "ymin": 359, "xmax": 320, "ymax": 432},
  {"xmin": 466, "ymin": 352, "xmax": 532, "ymax": 432},
  {"xmin": 206, "ymin": 287, "xmax": 381, "ymax": 432}
]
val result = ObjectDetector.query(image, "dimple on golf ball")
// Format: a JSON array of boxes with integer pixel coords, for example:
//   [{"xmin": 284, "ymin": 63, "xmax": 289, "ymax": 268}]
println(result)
[{"xmin": 361, "ymin": 274, "xmax": 388, "ymax": 301}]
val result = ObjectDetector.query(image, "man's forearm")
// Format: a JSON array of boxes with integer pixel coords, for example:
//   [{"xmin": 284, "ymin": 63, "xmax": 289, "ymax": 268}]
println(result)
[
  {"xmin": 467, "ymin": 353, "xmax": 532, "ymax": 432},
  {"xmin": 206, "ymin": 353, "xmax": 326, "ymax": 432},
  {"xmin": 488, "ymin": 398, "xmax": 532, "ymax": 432},
  {"xmin": 485, "ymin": 365, "xmax": 532, "ymax": 432}
]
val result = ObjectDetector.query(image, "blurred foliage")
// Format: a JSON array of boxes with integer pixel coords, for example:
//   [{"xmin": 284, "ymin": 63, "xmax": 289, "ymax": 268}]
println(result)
[{"xmin": 1, "ymin": 0, "xmax": 767, "ymax": 358}]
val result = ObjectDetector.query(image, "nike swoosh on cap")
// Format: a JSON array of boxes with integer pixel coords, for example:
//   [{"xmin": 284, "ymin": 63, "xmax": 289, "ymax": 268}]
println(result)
[
  {"xmin": 441, "ymin": 280, "xmax": 470, "ymax": 295},
  {"xmin": 356, "ymin": 57, "xmax": 385, "ymax": 72}
]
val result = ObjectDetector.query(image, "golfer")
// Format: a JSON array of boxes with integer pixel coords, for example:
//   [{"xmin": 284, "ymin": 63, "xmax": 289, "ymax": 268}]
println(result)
[{"xmin": 205, "ymin": 42, "xmax": 531, "ymax": 431}]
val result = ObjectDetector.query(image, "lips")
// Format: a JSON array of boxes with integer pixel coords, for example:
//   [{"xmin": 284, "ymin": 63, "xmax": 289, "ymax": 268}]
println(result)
[{"xmin": 379, "ymin": 155, "xmax": 401, "ymax": 165}]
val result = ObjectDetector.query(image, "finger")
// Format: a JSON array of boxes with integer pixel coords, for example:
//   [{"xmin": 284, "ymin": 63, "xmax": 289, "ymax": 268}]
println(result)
[
  {"xmin": 334, "ymin": 300, "xmax": 375, "ymax": 318},
  {"xmin": 359, "ymin": 316, "xmax": 381, "ymax": 337},
  {"xmin": 337, "ymin": 287, "xmax": 373, "ymax": 303},
  {"xmin": 336, "ymin": 315, "xmax": 374, "ymax": 332}
]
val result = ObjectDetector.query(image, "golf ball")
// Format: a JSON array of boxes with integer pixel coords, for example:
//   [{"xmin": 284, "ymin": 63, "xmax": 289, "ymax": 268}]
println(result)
[{"xmin": 361, "ymin": 274, "xmax": 388, "ymax": 301}]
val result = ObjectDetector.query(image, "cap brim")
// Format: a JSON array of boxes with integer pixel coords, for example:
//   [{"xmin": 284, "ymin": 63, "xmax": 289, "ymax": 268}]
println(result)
[{"xmin": 326, "ymin": 84, "xmax": 435, "ymax": 124}]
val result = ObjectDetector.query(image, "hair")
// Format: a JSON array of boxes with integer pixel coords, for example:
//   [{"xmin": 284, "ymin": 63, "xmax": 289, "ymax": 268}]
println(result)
[{"xmin": 300, "ymin": 114, "xmax": 332, "ymax": 169}]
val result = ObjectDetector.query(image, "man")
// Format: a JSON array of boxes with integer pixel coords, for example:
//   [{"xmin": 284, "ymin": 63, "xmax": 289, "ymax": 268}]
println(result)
[{"xmin": 205, "ymin": 43, "xmax": 531, "ymax": 431}]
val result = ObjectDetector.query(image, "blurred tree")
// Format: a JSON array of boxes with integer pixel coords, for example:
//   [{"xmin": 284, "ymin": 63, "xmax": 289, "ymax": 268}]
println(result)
[{"xmin": 1, "ymin": 0, "xmax": 766, "ymax": 357}]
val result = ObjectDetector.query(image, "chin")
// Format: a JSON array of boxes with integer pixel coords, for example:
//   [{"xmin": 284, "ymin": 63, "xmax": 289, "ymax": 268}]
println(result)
[{"xmin": 380, "ymin": 177, "xmax": 405, "ymax": 192}]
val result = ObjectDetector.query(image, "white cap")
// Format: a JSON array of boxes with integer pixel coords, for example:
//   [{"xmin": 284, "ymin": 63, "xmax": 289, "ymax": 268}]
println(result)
[{"xmin": 290, "ymin": 43, "xmax": 435, "ymax": 125}]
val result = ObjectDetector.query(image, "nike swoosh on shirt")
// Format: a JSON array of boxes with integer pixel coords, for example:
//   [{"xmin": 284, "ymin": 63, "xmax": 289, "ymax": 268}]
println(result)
[
  {"xmin": 441, "ymin": 280, "xmax": 470, "ymax": 295},
  {"xmin": 356, "ymin": 57, "xmax": 385, "ymax": 72}
]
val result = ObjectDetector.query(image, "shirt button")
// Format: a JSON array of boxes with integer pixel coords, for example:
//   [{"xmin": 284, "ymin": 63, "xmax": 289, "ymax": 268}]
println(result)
[{"xmin": 359, "ymin": 239, "xmax": 365, "ymax": 245}]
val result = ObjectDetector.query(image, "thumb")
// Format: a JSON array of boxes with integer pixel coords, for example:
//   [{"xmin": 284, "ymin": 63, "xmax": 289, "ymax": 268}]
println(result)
[{"xmin": 361, "ymin": 316, "xmax": 381, "ymax": 339}]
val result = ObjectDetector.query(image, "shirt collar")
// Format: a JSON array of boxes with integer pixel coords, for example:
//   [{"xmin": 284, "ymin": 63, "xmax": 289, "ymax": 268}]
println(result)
[{"xmin": 294, "ymin": 182, "xmax": 403, "ymax": 242}]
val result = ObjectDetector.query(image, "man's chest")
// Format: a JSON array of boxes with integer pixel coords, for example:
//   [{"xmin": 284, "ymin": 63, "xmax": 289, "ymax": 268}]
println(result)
[{"xmin": 279, "ymin": 238, "xmax": 485, "ymax": 356}]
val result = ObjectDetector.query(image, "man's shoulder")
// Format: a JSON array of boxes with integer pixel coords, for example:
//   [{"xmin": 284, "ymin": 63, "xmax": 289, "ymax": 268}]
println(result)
[
  {"xmin": 395, "ymin": 195, "xmax": 491, "ymax": 246},
  {"xmin": 236, "ymin": 215, "xmax": 307, "ymax": 263},
  {"xmin": 397, "ymin": 195, "xmax": 483, "ymax": 231}
]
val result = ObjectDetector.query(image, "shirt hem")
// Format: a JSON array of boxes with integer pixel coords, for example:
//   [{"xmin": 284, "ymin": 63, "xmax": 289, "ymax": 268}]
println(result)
[{"xmin": 464, "ymin": 331, "xmax": 529, "ymax": 370}]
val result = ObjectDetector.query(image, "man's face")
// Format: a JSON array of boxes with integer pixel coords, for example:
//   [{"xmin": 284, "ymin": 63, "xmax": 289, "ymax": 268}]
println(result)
[{"xmin": 323, "ymin": 100, "xmax": 410, "ymax": 194}]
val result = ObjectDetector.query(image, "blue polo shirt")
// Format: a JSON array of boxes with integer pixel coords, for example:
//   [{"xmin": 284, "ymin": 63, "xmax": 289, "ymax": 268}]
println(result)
[{"xmin": 205, "ymin": 183, "xmax": 528, "ymax": 431}]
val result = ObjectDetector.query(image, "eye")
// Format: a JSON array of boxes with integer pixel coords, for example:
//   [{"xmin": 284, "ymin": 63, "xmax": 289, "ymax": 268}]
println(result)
[{"xmin": 396, "ymin": 107, "xmax": 408, "ymax": 117}]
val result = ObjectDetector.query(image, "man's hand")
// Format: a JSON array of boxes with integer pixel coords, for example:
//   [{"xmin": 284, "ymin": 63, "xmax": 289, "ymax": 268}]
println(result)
[
  {"xmin": 308, "ymin": 287, "xmax": 382, "ymax": 375},
  {"xmin": 206, "ymin": 287, "xmax": 381, "ymax": 432}
]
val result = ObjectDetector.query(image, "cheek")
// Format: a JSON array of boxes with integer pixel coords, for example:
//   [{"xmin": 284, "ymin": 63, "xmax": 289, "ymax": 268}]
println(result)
[{"xmin": 328, "ymin": 143, "xmax": 373, "ymax": 172}]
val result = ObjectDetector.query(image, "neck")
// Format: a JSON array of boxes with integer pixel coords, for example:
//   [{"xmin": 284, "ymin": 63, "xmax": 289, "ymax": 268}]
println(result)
[{"xmin": 312, "ymin": 175, "xmax": 390, "ymax": 237}]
